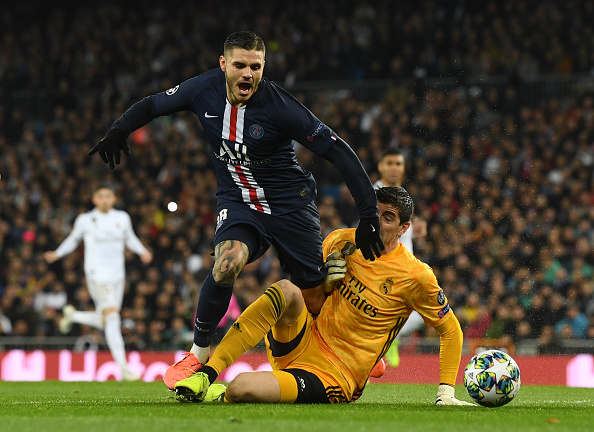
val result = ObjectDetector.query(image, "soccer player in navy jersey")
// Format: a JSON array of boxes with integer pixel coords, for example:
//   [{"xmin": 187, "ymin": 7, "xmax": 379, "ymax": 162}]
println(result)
[{"xmin": 89, "ymin": 31, "xmax": 384, "ymax": 389}]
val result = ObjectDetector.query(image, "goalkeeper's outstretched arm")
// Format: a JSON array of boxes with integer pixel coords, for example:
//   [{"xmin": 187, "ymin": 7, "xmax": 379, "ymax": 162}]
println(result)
[{"xmin": 434, "ymin": 313, "xmax": 475, "ymax": 406}]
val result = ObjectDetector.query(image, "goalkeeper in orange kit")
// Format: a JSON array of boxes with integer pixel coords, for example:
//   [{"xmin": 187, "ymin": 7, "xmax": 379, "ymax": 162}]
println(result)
[{"xmin": 174, "ymin": 187, "xmax": 474, "ymax": 405}]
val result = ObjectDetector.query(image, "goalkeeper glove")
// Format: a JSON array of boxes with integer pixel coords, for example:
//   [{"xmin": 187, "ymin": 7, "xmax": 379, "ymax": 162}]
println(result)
[
  {"xmin": 435, "ymin": 384, "xmax": 475, "ymax": 406},
  {"xmin": 355, "ymin": 216, "xmax": 384, "ymax": 261},
  {"xmin": 88, "ymin": 128, "xmax": 130, "ymax": 169},
  {"xmin": 323, "ymin": 252, "xmax": 346, "ymax": 294}
]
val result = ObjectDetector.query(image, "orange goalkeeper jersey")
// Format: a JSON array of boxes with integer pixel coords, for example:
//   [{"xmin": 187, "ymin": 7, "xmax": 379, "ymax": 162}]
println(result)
[{"xmin": 308, "ymin": 228, "xmax": 455, "ymax": 401}]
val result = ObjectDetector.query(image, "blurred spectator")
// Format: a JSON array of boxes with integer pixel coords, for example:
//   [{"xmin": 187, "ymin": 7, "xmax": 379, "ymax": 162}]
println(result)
[
  {"xmin": 548, "ymin": 293, "xmax": 568, "ymax": 327},
  {"xmin": 504, "ymin": 304, "xmax": 533, "ymax": 341},
  {"xmin": 164, "ymin": 316, "xmax": 194, "ymax": 350},
  {"xmin": 463, "ymin": 305, "xmax": 492, "ymax": 339},
  {"xmin": 525, "ymin": 294, "xmax": 549, "ymax": 336},
  {"xmin": 146, "ymin": 320, "xmax": 169, "ymax": 351},
  {"xmin": 484, "ymin": 305, "xmax": 511, "ymax": 340},
  {"xmin": 537, "ymin": 325, "xmax": 563, "ymax": 354},
  {"xmin": 554, "ymin": 304, "xmax": 590, "ymax": 339},
  {"xmin": 0, "ymin": 308, "xmax": 12, "ymax": 335}
]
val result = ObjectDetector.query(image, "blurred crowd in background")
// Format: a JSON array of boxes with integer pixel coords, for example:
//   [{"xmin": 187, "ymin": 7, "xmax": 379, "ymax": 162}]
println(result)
[{"xmin": 1, "ymin": 0, "xmax": 593, "ymax": 354}]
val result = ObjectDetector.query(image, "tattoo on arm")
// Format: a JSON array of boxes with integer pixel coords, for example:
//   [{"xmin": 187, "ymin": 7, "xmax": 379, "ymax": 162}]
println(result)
[{"xmin": 213, "ymin": 240, "xmax": 249, "ymax": 284}]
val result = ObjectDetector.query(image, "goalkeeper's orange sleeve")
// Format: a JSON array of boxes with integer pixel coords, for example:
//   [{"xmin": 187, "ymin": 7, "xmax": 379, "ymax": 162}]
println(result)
[{"xmin": 434, "ymin": 312, "xmax": 463, "ymax": 387}]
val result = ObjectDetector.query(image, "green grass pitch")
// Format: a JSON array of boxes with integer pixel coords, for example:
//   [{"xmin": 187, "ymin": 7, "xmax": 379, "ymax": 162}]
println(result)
[{"xmin": 1, "ymin": 381, "xmax": 593, "ymax": 432}]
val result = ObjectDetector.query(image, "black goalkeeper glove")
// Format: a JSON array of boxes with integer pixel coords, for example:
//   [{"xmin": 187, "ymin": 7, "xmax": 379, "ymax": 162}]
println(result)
[
  {"xmin": 355, "ymin": 216, "xmax": 384, "ymax": 261},
  {"xmin": 88, "ymin": 128, "xmax": 130, "ymax": 169}
]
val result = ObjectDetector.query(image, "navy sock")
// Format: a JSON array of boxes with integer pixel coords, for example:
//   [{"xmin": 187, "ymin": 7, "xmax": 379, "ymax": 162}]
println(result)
[
  {"xmin": 201, "ymin": 365, "xmax": 219, "ymax": 384},
  {"xmin": 193, "ymin": 271, "xmax": 234, "ymax": 347}
]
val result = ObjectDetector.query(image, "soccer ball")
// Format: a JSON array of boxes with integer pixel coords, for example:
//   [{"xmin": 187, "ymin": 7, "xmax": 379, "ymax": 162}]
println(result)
[{"xmin": 464, "ymin": 349, "xmax": 521, "ymax": 407}]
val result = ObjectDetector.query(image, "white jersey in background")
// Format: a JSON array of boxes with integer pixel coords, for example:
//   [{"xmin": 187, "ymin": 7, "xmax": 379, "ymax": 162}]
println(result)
[
  {"xmin": 373, "ymin": 180, "xmax": 414, "ymax": 253},
  {"xmin": 54, "ymin": 208, "xmax": 148, "ymax": 281}
]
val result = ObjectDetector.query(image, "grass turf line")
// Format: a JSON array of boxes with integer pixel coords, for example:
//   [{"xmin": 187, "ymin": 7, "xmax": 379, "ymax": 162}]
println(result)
[{"xmin": 0, "ymin": 382, "xmax": 593, "ymax": 432}]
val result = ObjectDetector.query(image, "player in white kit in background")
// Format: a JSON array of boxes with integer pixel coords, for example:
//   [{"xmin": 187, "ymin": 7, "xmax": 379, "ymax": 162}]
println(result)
[
  {"xmin": 373, "ymin": 149, "xmax": 427, "ymax": 367},
  {"xmin": 44, "ymin": 184, "xmax": 153, "ymax": 381}
]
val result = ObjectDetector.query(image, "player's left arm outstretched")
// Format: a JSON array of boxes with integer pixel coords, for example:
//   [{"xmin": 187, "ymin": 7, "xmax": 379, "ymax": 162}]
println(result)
[
  {"xmin": 319, "ymin": 138, "xmax": 384, "ymax": 261},
  {"xmin": 411, "ymin": 268, "xmax": 475, "ymax": 406},
  {"xmin": 123, "ymin": 213, "xmax": 153, "ymax": 264}
]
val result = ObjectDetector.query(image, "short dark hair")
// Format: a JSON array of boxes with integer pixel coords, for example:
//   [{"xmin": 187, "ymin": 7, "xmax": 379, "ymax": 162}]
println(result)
[
  {"xmin": 94, "ymin": 183, "xmax": 116, "ymax": 194},
  {"xmin": 379, "ymin": 149, "xmax": 404, "ymax": 161},
  {"xmin": 376, "ymin": 187, "xmax": 414, "ymax": 224},
  {"xmin": 224, "ymin": 31, "xmax": 265, "ymax": 56}
]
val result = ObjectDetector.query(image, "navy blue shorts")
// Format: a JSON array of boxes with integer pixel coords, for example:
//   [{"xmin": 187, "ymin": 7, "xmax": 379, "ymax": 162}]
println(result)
[{"xmin": 214, "ymin": 201, "xmax": 325, "ymax": 289}]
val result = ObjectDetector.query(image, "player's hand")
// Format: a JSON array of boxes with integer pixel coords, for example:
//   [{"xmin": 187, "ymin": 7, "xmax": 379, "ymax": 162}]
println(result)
[
  {"xmin": 140, "ymin": 251, "xmax": 153, "ymax": 264},
  {"xmin": 43, "ymin": 251, "xmax": 59, "ymax": 264},
  {"xmin": 355, "ymin": 216, "xmax": 384, "ymax": 261},
  {"xmin": 88, "ymin": 128, "xmax": 130, "ymax": 169},
  {"xmin": 435, "ymin": 384, "xmax": 476, "ymax": 406},
  {"xmin": 323, "ymin": 252, "xmax": 346, "ymax": 294}
]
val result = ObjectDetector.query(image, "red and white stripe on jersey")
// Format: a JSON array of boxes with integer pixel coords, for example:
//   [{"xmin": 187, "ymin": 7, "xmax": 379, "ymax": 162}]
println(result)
[
  {"xmin": 228, "ymin": 165, "xmax": 270, "ymax": 213},
  {"xmin": 222, "ymin": 102, "xmax": 245, "ymax": 143},
  {"xmin": 222, "ymin": 102, "xmax": 271, "ymax": 214}
]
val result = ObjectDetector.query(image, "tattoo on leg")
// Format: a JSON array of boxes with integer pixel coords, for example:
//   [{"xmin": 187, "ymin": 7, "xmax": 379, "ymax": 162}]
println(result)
[{"xmin": 213, "ymin": 240, "xmax": 249, "ymax": 284}]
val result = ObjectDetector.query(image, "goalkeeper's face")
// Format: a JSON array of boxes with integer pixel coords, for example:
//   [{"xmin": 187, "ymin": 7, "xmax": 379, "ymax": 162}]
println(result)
[
  {"xmin": 220, "ymin": 48, "xmax": 265, "ymax": 107},
  {"xmin": 378, "ymin": 202, "xmax": 410, "ymax": 249}
]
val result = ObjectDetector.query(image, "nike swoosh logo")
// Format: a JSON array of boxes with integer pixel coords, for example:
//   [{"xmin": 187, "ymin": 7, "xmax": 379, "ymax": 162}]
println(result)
[
  {"xmin": 371, "ymin": 226, "xmax": 376, "ymax": 232},
  {"xmin": 204, "ymin": 112, "xmax": 218, "ymax": 118}
]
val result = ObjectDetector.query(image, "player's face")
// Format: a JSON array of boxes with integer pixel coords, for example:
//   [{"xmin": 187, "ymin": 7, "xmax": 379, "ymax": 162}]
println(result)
[
  {"xmin": 378, "ymin": 202, "xmax": 410, "ymax": 249},
  {"xmin": 378, "ymin": 155, "xmax": 405, "ymax": 187},
  {"xmin": 92, "ymin": 188, "xmax": 116, "ymax": 213},
  {"xmin": 220, "ymin": 48, "xmax": 265, "ymax": 107}
]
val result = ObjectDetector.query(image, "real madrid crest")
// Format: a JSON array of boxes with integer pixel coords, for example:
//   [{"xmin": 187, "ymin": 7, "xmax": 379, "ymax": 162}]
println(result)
[
  {"xmin": 341, "ymin": 241, "xmax": 356, "ymax": 257},
  {"xmin": 380, "ymin": 278, "xmax": 393, "ymax": 295}
]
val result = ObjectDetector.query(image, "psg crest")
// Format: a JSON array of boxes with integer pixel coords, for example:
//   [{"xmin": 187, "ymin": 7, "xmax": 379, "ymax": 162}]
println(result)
[{"xmin": 249, "ymin": 124, "xmax": 264, "ymax": 139}]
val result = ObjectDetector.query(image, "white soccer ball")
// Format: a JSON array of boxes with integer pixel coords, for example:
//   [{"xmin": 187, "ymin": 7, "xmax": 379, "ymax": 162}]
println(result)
[{"xmin": 464, "ymin": 349, "xmax": 521, "ymax": 407}]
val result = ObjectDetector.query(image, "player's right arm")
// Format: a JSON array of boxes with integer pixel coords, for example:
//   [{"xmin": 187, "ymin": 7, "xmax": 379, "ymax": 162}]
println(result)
[
  {"xmin": 89, "ymin": 74, "xmax": 207, "ymax": 169},
  {"xmin": 44, "ymin": 214, "xmax": 86, "ymax": 263}
]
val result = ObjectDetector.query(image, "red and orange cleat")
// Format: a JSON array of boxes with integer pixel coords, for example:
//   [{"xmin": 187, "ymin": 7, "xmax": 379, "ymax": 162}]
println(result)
[
  {"xmin": 369, "ymin": 357, "xmax": 386, "ymax": 378},
  {"xmin": 164, "ymin": 352, "xmax": 203, "ymax": 390}
]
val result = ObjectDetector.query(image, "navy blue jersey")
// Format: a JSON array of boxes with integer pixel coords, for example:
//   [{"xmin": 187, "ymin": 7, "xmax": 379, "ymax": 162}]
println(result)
[
  {"xmin": 112, "ymin": 68, "xmax": 377, "ymax": 218},
  {"xmin": 115, "ymin": 69, "xmax": 339, "ymax": 215}
]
